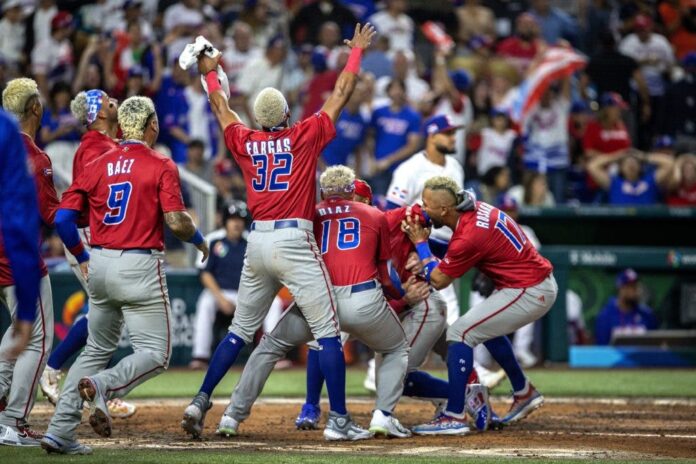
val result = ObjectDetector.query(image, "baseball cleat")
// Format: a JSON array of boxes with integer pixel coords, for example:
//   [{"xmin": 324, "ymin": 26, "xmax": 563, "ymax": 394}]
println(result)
[
  {"xmin": 412, "ymin": 413, "xmax": 471, "ymax": 436},
  {"xmin": 181, "ymin": 392, "xmax": 212, "ymax": 438},
  {"xmin": 295, "ymin": 403, "xmax": 321, "ymax": 430},
  {"xmin": 489, "ymin": 410, "xmax": 506, "ymax": 430},
  {"xmin": 502, "ymin": 383, "xmax": 544, "ymax": 424},
  {"xmin": 41, "ymin": 433, "xmax": 92, "ymax": 455},
  {"xmin": 107, "ymin": 398, "xmax": 137, "ymax": 419},
  {"xmin": 368, "ymin": 410, "xmax": 411, "ymax": 438},
  {"xmin": 323, "ymin": 411, "xmax": 373, "ymax": 441},
  {"xmin": 215, "ymin": 414, "xmax": 239, "ymax": 437},
  {"xmin": 78, "ymin": 377, "xmax": 112, "ymax": 438},
  {"xmin": 0, "ymin": 421, "xmax": 43, "ymax": 446},
  {"xmin": 476, "ymin": 365, "xmax": 506, "ymax": 389},
  {"xmin": 465, "ymin": 383, "xmax": 491, "ymax": 432},
  {"xmin": 39, "ymin": 366, "xmax": 61, "ymax": 405}
]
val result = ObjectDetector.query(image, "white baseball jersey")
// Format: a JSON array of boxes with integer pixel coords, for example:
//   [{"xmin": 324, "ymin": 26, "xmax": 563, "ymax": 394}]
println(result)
[{"xmin": 386, "ymin": 151, "xmax": 464, "ymax": 242}]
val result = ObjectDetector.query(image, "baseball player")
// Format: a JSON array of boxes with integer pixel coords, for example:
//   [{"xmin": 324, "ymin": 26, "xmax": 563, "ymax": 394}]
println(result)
[
  {"xmin": 217, "ymin": 166, "xmax": 410, "ymax": 439},
  {"xmin": 41, "ymin": 96, "xmax": 209, "ymax": 455},
  {"xmin": 39, "ymin": 89, "xmax": 137, "ymax": 420},
  {"xmin": 0, "ymin": 109, "xmax": 41, "ymax": 357},
  {"xmin": 0, "ymin": 79, "xmax": 57, "ymax": 446},
  {"xmin": 402, "ymin": 176, "xmax": 557, "ymax": 435},
  {"xmin": 181, "ymin": 23, "xmax": 377, "ymax": 441}
]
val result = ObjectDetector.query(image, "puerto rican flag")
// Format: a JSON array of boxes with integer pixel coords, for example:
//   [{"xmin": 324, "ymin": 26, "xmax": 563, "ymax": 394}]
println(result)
[{"xmin": 502, "ymin": 47, "xmax": 587, "ymax": 125}]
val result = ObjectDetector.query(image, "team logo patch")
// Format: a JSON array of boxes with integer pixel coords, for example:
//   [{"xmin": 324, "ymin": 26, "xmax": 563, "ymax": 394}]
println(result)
[
  {"xmin": 43, "ymin": 167, "xmax": 53, "ymax": 177},
  {"xmin": 213, "ymin": 241, "xmax": 229, "ymax": 258}
]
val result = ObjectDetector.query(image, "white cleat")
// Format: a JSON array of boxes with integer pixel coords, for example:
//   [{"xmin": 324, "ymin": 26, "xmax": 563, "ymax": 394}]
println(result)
[
  {"xmin": 215, "ymin": 414, "xmax": 239, "ymax": 437},
  {"xmin": 324, "ymin": 411, "xmax": 373, "ymax": 441},
  {"xmin": 107, "ymin": 398, "xmax": 137, "ymax": 419},
  {"xmin": 0, "ymin": 422, "xmax": 42, "ymax": 447},
  {"xmin": 39, "ymin": 367, "xmax": 61, "ymax": 405},
  {"xmin": 476, "ymin": 365, "xmax": 506, "ymax": 389},
  {"xmin": 363, "ymin": 358, "xmax": 376, "ymax": 392},
  {"xmin": 369, "ymin": 410, "xmax": 411, "ymax": 438}
]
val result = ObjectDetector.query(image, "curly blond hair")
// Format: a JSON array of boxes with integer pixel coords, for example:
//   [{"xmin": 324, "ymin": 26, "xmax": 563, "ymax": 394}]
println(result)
[
  {"xmin": 253, "ymin": 87, "xmax": 288, "ymax": 129},
  {"xmin": 118, "ymin": 96, "xmax": 155, "ymax": 140},
  {"xmin": 320, "ymin": 165, "xmax": 355, "ymax": 195},
  {"xmin": 424, "ymin": 176, "xmax": 460, "ymax": 203},
  {"xmin": 2, "ymin": 78, "xmax": 40, "ymax": 121}
]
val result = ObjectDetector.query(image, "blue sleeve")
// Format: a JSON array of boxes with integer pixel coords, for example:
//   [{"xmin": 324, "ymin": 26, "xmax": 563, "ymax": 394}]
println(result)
[
  {"xmin": 408, "ymin": 111, "xmax": 422, "ymax": 135},
  {"xmin": 594, "ymin": 307, "xmax": 612, "ymax": 345},
  {"xmin": 0, "ymin": 112, "xmax": 42, "ymax": 322},
  {"xmin": 55, "ymin": 208, "xmax": 89, "ymax": 263}
]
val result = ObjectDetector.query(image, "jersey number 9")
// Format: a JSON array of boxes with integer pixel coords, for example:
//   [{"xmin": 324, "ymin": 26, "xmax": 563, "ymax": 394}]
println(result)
[
  {"xmin": 103, "ymin": 181, "xmax": 132, "ymax": 225},
  {"xmin": 251, "ymin": 153, "xmax": 293, "ymax": 192},
  {"xmin": 320, "ymin": 218, "xmax": 360, "ymax": 254}
]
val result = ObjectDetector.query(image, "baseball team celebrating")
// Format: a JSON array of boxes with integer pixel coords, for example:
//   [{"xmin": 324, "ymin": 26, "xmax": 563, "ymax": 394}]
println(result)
[{"xmin": 0, "ymin": 22, "xmax": 558, "ymax": 454}]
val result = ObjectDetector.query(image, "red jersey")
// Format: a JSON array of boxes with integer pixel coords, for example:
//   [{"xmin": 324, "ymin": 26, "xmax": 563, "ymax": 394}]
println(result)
[
  {"xmin": 385, "ymin": 205, "xmax": 428, "ymax": 281},
  {"xmin": 223, "ymin": 111, "xmax": 336, "ymax": 221},
  {"xmin": 60, "ymin": 141, "xmax": 186, "ymax": 250},
  {"xmin": 73, "ymin": 130, "xmax": 118, "ymax": 180},
  {"xmin": 438, "ymin": 202, "xmax": 552, "ymax": 289},
  {"xmin": 667, "ymin": 183, "xmax": 696, "ymax": 206},
  {"xmin": 314, "ymin": 198, "xmax": 391, "ymax": 286},
  {"xmin": 0, "ymin": 134, "xmax": 59, "ymax": 285},
  {"xmin": 582, "ymin": 120, "xmax": 631, "ymax": 155}
]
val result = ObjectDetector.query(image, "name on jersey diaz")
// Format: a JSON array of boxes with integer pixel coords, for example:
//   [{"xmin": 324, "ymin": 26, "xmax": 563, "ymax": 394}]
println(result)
[
  {"xmin": 476, "ymin": 202, "xmax": 493, "ymax": 229},
  {"xmin": 244, "ymin": 138, "xmax": 291, "ymax": 155},
  {"xmin": 317, "ymin": 204, "xmax": 352, "ymax": 216},
  {"xmin": 107, "ymin": 158, "xmax": 135, "ymax": 176}
]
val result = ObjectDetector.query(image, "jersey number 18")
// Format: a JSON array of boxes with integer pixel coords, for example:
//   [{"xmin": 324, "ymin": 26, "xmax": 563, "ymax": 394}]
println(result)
[{"xmin": 320, "ymin": 218, "xmax": 360, "ymax": 254}]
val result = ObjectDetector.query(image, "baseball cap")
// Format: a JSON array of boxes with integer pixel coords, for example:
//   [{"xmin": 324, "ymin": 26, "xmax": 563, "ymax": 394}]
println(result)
[
  {"xmin": 490, "ymin": 107, "xmax": 509, "ymax": 118},
  {"xmin": 353, "ymin": 179, "xmax": 373, "ymax": 205},
  {"xmin": 682, "ymin": 52, "xmax": 696, "ymax": 69},
  {"xmin": 223, "ymin": 200, "xmax": 250, "ymax": 222},
  {"xmin": 2, "ymin": 0, "xmax": 23, "ymax": 12},
  {"xmin": 599, "ymin": 92, "xmax": 628, "ymax": 109},
  {"xmin": 449, "ymin": 70, "xmax": 471, "ymax": 92},
  {"xmin": 123, "ymin": 0, "xmax": 143, "ymax": 8},
  {"xmin": 616, "ymin": 268, "xmax": 639, "ymax": 287},
  {"xmin": 51, "ymin": 11, "xmax": 73, "ymax": 31},
  {"xmin": 571, "ymin": 100, "xmax": 591, "ymax": 114},
  {"xmin": 653, "ymin": 135, "xmax": 674, "ymax": 150},
  {"xmin": 634, "ymin": 14, "xmax": 653, "ymax": 31},
  {"xmin": 497, "ymin": 194, "xmax": 518, "ymax": 212},
  {"xmin": 423, "ymin": 114, "xmax": 464, "ymax": 137}
]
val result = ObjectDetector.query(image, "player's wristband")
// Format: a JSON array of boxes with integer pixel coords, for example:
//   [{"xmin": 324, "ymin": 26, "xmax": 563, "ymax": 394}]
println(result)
[
  {"xmin": 345, "ymin": 47, "xmax": 363, "ymax": 74},
  {"xmin": 205, "ymin": 71, "xmax": 222, "ymax": 95},
  {"xmin": 187, "ymin": 229, "xmax": 204, "ymax": 246},
  {"xmin": 67, "ymin": 242, "xmax": 86, "ymax": 258},
  {"xmin": 415, "ymin": 241, "xmax": 439, "ymax": 282},
  {"xmin": 75, "ymin": 250, "xmax": 90, "ymax": 264}
]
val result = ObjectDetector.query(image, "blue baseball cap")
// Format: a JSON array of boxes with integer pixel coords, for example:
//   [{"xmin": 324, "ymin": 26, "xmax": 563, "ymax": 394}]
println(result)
[
  {"xmin": 616, "ymin": 268, "xmax": 639, "ymax": 287},
  {"xmin": 571, "ymin": 100, "xmax": 591, "ymax": 114},
  {"xmin": 599, "ymin": 92, "xmax": 628, "ymax": 109},
  {"xmin": 654, "ymin": 135, "xmax": 674, "ymax": 149},
  {"xmin": 423, "ymin": 114, "xmax": 464, "ymax": 136},
  {"xmin": 449, "ymin": 70, "xmax": 471, "ymax": 92},
  {"xmin": 490, "ymin": 107, "xmax": 509, "ymax": 118}
]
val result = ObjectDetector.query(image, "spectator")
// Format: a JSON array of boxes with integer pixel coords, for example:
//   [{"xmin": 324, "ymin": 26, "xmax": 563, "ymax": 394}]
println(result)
[
  {"xmin": 374, "ymin": 50, "xmax": 430, "ymax": 107},
  {"xmin": 456, "ymin": 0, "xmax": 496, "ymax": 44},
  {"xmin": 39, "ymin": 81, "xmax": 82, "ymax": 146},
  {"xmin": 658, "ymin": 0, "xmax": 696, "ymax": 60},
  {"xmin": 155, "ymin": 60, "xmax": 191, "ymax": 163},
  {"xmin": 341, "ymin": 0, "xmax": 377, "ymax": 23},
  {"xmin": 223, "ymin": 21, "xmax": 262, "ymax": 87},
  {"xmin": 528, "ymin": 0, "xmax": 579, "ymax": 46},
  {"xmin": 300, "ymin": 48, "xmax": 338, "ymax": 120},
  {"xmin": 667, "ymin": 153, "xmax": 696, "ymax": 205},
  {"xmin": 583, "ymin": 92, "xmax": 633, "ymax": 160},
  {"xmin": 662, "ymin": 52, "xmax": 696, "ymax": 154},
  {"xmin": 522, "ymin": 78, "xmax": 572, "ymax": 203},
  {"xmin": 475, "ymin": 165, "xmax": 511, "ymax": 205},
  {"xmin": 238, "ymin": 0, "xmax": 287, "ymax": 49},
  {"xmin": 22, "ymin": 0, "xmax": 56, "ymax": 62},
  {"xmin": 71, "ymin": 34, "xmax": 112, "ymax": 95},
  {"xmin": 595, "ymin": 269, "xmax": 659, "ymax": 345},
  {"xmin": 290, "ymin": 0, "xmax": 357, "ymax": 44},
  {"xmin": 368, "ymin": 78, "xmax": 422, "ymax": 195},
  {"xmin": 109, "ymin": 0, "xmax": 154, "ymax": 41},
  {"xmin": 361, "ymin": 35, "xmax": 392, "ymax": 79},
  {"xmin": 185, "ymin": 139, "xmax": 215, "ymax": 184},
  {"xmin": 321, "ymin": 76, "xmax": 370, "ymax": 168},
  {"xmin": 0, "ymin": 0, "xmax": 26, "ymax": 70},
  {"xmin": 569, "ymin": 100, "xmax": 593, "ymax": 165},
  {"xmin": 163, "ymin": 0, "xmax": 204, "ymax": 59},
  {"xmin": 496, "ymin": 13, "xmax": 544, "ymax": 76},
  {"xmin": 587, "ymin": 150, "xmax": 675, "ymax": 205},
  {"xmin": 476, "ymin": 109, "xmax": 516, "ymax": 177},
  {"xmin": 578, "ymin": 0, "xmax": 612, "ymax": 54},
  {"xmin": 619, "ymin": 14, "xmax": 675, "ymax": 149},
  {"xmin": 31, "ymin": 11, "xmax": 74, "ymax": 97},
  {"xmin": 508, "ymin": 171, "xmax": 556, "ymax": 207},
  {"xmin": 368, "ymin": 0, "xmax": 414, "ymax": 52},
  {"xmin": 185, "ymin": 75, "xmax": 219, "ymax": 159}
]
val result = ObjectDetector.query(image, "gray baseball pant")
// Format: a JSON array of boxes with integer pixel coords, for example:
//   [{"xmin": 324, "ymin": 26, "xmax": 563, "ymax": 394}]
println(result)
[
  {"xmin": 46, "ymin": 248, "xmax": 172, "ymax": 440},
  {"xmin": 0, "ymin": 276, "xmax": 53, "ymax": 425},
  {"xmin": 226, "ymin": 282, "xmax": 409, "ymax": 422}
]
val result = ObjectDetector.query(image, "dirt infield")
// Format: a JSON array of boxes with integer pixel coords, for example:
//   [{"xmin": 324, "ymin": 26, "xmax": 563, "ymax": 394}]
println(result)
[{"xmin": 31, "ymin": 398, "xmax": 696, "ymax": 460}]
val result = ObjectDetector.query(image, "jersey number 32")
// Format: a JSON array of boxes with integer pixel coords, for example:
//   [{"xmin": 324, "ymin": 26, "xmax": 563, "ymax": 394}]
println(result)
[{"xmin": 251, "ymin": 153, "xmax": 293, "ymax": 192}]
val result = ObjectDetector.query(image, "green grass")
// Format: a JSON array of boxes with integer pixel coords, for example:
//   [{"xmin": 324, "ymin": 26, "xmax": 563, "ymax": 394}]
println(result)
[
  {"xmin": 2, "ymin": 448, "xmax": 694, "ymax": 464},
  {"xmin": 124, "ymin": 367, "xmax": 696, "ymax": 399}
]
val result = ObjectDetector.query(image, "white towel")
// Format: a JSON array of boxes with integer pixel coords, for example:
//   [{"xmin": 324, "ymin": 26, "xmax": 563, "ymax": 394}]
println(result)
[{"xmin": 179, "ymin": 35, "xmax": 230, "ymax": 100}]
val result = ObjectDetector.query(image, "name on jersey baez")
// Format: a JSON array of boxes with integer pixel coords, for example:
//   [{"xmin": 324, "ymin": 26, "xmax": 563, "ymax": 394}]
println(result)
[{"xmin": 107, "ymin": 158, "xmax": 135, "ymax": 176}]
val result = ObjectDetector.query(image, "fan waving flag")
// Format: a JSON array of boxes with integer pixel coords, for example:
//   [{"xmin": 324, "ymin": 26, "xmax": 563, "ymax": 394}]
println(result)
[{"xmin": 504, "ymin": 47, "xmax": 587, "ymax": 125}]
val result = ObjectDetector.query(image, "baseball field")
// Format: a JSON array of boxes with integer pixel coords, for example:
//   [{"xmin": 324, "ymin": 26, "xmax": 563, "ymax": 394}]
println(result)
[{"xmin": 4, "ymin": 367, "xmax": 696, "ymax": 463}]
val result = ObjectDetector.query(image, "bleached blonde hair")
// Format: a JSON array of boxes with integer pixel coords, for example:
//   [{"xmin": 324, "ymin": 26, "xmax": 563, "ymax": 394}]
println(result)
[
  {"xmin": 320, "ymin": 165, "xmax": 355, "ymax": 195},
  {"xmin": 118, "ymin": 96, "xmax": 155, "ymax": 140},
  {"xmin": 424, "ymin": 176, "xmax": 460, "ymax": 203},
  {"xmin": 2, "ymin": 78, "xmax": 40, "ymax": 121},
  {"xmin": 253, "ymin": 87, "xmax": 289, "ymax": 129}
]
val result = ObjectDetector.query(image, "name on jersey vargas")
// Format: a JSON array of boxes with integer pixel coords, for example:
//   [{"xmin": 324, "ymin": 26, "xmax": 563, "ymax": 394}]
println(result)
[{"xmin": 245, "ymin": 138, "xmax": 291, "ymax": 155}]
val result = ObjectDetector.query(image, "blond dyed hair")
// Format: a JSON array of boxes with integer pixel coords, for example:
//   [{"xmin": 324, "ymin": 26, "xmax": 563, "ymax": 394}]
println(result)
[
  {"xmin": 320, "ymin": 165, "xmax": 355, "ymax": 195},
  {"xmin": 118, "ymin": 96, "xmax": 155, "ymax": 140},
  {"xmin": 254, "ymin": 87, "xmax": 288, "ymax": 129},
  {"xmin": 424, "ymin": 176, "xmax": 461, "ymax": 203},
  {"xmin": 2, "ymin": 78, "xmax": 40, "ymax": 121}
]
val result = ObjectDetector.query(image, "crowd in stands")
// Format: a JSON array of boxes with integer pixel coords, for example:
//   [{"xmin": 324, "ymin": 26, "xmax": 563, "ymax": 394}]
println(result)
[{"xmin": 1, "ymin": 0, "xmax": 695, "ymax": 267}]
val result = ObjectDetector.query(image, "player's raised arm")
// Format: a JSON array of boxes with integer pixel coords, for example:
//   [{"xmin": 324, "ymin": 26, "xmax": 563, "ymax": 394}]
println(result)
[
  {"xmin": 197, "ymin": 53, "xmax": 242, "ymax": 130},
  {"xmin": 321, "ymin": 23, "xmax": 376, "ymax": 123}
]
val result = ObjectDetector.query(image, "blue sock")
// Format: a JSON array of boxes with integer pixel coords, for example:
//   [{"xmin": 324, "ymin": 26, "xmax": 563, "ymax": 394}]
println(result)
[
  {"xmin": 47, "ymin": 316, "xmax": 89, "ymax": 370},
  {"xmin": 484, "ymin": 336, "xmax": 527, "ymax": 392},
  {"xmin": 199, "ymin": 332, "xmax": 245, "ymax": 397},
  {"xmin": 317, "ymin": 336, "xmax": 346, "ymax": 415},
  {"xmin": 305, "ymin": 348, "xmax": 324, "ymax": 406},
  {"xmin": 403, "ymin": 370, "xmax": 449, "ymax": 400},
  {"xmin": 446, "ymin": 342, "xmax": 473, "ymax": 415}
]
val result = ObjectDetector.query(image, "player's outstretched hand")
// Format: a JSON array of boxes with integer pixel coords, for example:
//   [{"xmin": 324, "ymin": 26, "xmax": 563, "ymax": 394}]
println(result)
[
  {"xmin": 401, "ymin": 213, "xmax": 430, "ymax": 244},
  {"xmin": 197, "ymin": 52, "xmax": 221, "ymax": 75},
  {"xmin": 0, "ymin": 320, "xmax": 32, "ymax": 360},
  {"xmin": 344, "ymin": 23, "xmax": 376, "ymax": 50},
  {"xmin": 197, "ymin": 240, "xmax": 210, "ymax": 263}
]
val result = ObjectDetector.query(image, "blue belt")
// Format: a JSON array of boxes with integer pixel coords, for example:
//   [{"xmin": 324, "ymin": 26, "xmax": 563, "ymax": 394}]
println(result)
[
  {"xmin": 92, "ymin": 246, "xmax": 152, "ymax": 255},
  {"xmin": 251, "ymin": 219, "xmax": 299, "ymax": 231},
  {"xmin": 351, "ymin": 280, "xmax": 377, "ymax": 294}
]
